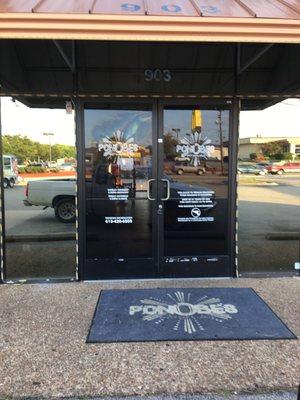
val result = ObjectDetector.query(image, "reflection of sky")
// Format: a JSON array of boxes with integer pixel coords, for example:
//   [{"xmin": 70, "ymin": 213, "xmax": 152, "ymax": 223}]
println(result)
[
  {"xmin": 164, "ymin": 110, "xmax": 229, "ymax": 144},
  {"xmin": 85, "ymin": 110, "xmax": 152, "ymax": 147},
  {"xmin": 85, "ymin": 109, "xmax": 229, "ymax": 148}
]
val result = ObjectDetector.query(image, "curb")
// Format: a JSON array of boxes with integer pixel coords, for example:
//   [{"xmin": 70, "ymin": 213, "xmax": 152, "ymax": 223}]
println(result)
[
  {"xmin": 6, "ymin": 232, "xmax": 76, "ymax": 242},
  {"xmin": 266, "ymin": 232, "xmax": 300, "ymax": 240}
]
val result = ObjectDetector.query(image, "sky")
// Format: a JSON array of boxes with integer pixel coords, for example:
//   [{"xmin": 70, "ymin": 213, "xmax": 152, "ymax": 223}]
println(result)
[
  {"xmin": 1, "ymin": 97, "xmax": 300, "ymax": 146},
  {"xmin": 0, "ymin": 97, "xmax": 76, "ymax": 146}
]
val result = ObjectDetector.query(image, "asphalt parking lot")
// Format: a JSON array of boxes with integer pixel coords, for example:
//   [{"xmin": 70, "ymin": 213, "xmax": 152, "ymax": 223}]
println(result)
[{"xmin": 4, "ymin": 185, "xmax": 74, "ymax": 236}]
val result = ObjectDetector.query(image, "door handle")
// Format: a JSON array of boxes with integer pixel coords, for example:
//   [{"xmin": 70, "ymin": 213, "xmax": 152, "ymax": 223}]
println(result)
[
  {"xmin": 147, "ymin": 179, "xmax": 156, "ymax": 201},
  {"xmin": 161, "ymin": 179, "xmax": 170, "ymax": 201}
]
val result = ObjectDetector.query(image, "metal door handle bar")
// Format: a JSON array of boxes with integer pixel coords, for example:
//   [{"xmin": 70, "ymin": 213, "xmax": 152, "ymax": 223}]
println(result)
[
  {"xmin": 147, "ymin": 179, "xmax": 156, "ymax": 201},
  {"xmin": 161, "ymin": 179, "xmax": 170, "ymax": 201}
]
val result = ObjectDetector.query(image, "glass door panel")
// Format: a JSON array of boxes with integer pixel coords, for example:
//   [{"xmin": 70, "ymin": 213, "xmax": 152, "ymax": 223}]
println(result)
[
  {"xmin": 160, "ymin": 105, "xmax": 231, "ymax": 277},
  {"xmin": 84, "ymin": 104, "xmax": 157, "ymax": 279},
  {"xmin": 81, "ymin": 100, "xmax": 233, "ymax": 280}
]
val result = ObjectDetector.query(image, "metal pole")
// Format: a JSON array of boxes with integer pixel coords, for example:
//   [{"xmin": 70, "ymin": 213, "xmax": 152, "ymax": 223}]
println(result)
[
  {"xmin": 43, "ymin": 132, "xmax": 54, "ymax": 164},
  {"xmin": 49, "ymin": 135, "xmax": 52, "ymax": 163}
]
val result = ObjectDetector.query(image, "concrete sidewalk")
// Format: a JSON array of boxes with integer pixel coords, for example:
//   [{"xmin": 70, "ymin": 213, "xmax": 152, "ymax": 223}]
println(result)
[
  {"xmin": 0, "ymin": 278, "xmax": 299, "ymax": 399},
  {"xmin": 81, "ymin": 394, "xmax": 299, "ymax": 400}
]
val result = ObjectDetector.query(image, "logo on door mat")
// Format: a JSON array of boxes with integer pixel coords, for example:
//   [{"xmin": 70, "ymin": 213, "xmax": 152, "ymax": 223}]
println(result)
[{"xmin": 129, "ymin": 291, "xmax": 238, "ymax": 334}]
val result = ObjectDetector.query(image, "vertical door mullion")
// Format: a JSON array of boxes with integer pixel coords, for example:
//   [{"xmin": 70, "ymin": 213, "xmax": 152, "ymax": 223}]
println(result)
[
  {"xmin": 76, "ymin": 99, "xmax": 86, "ymax": 281},
  {"xmin": 151, "ymin": 100, "xmax": 159, "ymax": 274},
  {"xmin": 228, "ymin": 98, "xmax": 239, "ymax": 277},
  {"xmin": 156, "ymin": 100, "xmax": 165, "ymax": 274}
]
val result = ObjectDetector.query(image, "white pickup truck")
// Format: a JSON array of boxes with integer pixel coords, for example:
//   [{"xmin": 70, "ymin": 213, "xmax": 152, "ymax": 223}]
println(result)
[{"xmin": 24, "ymin": 179, "xmax": 76, "ymax": 223}]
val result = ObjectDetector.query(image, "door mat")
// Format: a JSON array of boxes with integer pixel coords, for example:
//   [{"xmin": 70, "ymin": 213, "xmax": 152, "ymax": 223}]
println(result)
[{"xmin": 87, "ymin": 288, "xmax": 296, "ymax": 343}]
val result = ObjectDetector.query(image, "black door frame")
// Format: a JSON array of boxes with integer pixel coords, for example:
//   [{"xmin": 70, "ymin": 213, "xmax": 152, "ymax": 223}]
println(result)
[
  {"xmin": 76, "ymin": 97, "xmax": 239, "ymax": 280},
  {"xmin": 157, "ymin": 99, "xmax": 238, "ymax": 278},
  {"xmin": 77, "ymin": 98, "xmax": 160, "ymax": 280}
]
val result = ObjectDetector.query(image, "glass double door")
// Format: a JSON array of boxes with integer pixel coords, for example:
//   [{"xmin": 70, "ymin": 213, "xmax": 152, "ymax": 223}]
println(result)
[{"xmin": 83, "ymin": 100, "xmax": 232, "ymax": 280}]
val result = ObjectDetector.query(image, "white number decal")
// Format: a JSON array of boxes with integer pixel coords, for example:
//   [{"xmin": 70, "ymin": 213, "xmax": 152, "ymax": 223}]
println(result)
[
  {"xmin": 144, "ymin": 69, "xmax": 172, "ymax": 82},
  {"xmin": 144, "ymin": 69, "xmax": 153, "ymax": 82},
  {"xmin": 163, "ymin": 69, "xmax": 172, "ymax": 82}
]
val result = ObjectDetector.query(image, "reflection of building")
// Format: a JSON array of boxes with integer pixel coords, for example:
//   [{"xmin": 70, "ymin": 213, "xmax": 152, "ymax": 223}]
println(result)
[
  {"xmin": 239, "ymin": 137, "xmax": 300, "ymax": 159},
  {"xmin": 210, "ymin": 143, "xmax": 229, "ymax": 160}
]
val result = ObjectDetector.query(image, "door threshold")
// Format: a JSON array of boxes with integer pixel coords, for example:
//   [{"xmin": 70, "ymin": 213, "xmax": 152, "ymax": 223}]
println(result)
[{"xmin": 83, "ymin": 276, "xmax": 234, "ymax": 283}]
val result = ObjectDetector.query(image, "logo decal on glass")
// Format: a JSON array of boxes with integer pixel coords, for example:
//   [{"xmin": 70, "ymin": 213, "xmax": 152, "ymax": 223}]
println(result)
[
  {"xmin": 129, "ymin": 291, "xmax": 238, "ymax": 334},
  {"xmin": 98, "ymin": 130, "xmax": 139, "ymax": 162},
  {"xmin": 176, "ymin": 132, "xmax": 215, "ymax": 166}
]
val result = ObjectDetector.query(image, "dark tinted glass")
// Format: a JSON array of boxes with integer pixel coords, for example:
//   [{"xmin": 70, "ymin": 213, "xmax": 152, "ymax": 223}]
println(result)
[
  {"xmin": 84, "ymin": 107, "xmax": 153, "ymax": 261},
  {"xmin": 163, "ymin": 108, "xmax": 230, "ymax": 257}
]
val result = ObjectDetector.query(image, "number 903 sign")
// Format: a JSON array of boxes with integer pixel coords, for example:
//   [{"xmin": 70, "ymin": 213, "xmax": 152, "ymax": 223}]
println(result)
[{"xmin": 144, "ymin": 69, "xmax": 172, "ymax": 82}]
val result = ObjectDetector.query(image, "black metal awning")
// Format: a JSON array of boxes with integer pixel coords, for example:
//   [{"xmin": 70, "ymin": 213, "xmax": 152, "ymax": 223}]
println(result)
[{"xmin": 1, "ymin": 40, "xmax": 300, "ymax": 109}]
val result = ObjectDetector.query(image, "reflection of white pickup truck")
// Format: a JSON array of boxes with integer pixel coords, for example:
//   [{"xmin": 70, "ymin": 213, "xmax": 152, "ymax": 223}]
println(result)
[{"xmin": 24, "ymin": 179, "xmax": 76, "ymax": 223}]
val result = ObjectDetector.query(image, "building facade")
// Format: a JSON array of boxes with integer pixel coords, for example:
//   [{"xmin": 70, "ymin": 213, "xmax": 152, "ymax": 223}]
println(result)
[
  {"xmin": 0, "ymin": 1, "xmax": 300, "ymax": 282},
  {"xmin": 239, "ymin": 137, "xmax": 300, "ymax": 160}
]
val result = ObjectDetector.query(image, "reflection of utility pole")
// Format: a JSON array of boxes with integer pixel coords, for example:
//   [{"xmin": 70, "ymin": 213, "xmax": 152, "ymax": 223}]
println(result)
[
  {"xmin": 172, "ymin": 128, "xmax": 181, "ymax": 142},
  {"xmin": 43, "ymin": 132, "xmax": 54, "ymax": 163},
  {"xmin": 216, "ymin": 112, "xmax": 224, "ymax": 175}
]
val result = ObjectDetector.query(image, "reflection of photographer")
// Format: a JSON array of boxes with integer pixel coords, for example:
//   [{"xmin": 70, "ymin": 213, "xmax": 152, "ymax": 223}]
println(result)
[
  {"xmin": 85, "ymin": 164, "xmax": 117, "ymax": 218},
  {"xmin": 94, "ymin": 164, "xmax": 116, "ymax": 187}
]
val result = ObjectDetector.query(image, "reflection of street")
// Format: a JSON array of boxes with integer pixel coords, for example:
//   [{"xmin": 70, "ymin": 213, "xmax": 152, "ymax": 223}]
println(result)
[
  {"xmin": 238, "ymin": 175, "xmax": 300, "ymax": 274},
  {"xmin": 168, "ymin": 173, "xmax": 228, "ymax": 197},
  {"xmin": 4, "ymin": 186, "xmax": 75, "ymax": 279},
  {"xmin": 246, "ymin": 173, "xmax": 300, "ymax": 186},
  {"xmin": 4, "ymin": 186, "xmax": 75, "ymax": 236}
]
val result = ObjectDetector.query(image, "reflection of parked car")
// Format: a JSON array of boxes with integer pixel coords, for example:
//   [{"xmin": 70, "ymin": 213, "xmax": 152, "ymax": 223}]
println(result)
[
  {"xmin": 205, "ymin": 159, "xmax": 229, "ymax": 175},
  {"xmin": 3, "ymin": 154, "xmax": 18, "ymax": 188},
  {"xmin": 46, "ymin": 161, "xmax": 58, "ymax": 168},
  {"xmin": 59, "ymin": 162, "xmax": 75, "ymax": 171},
  {"xmin": 29, "ymin": 162, "xmax": 44, "ymax": 168},
  {"xmin": 256, "ymin": 162, "xmax": 271, "ymax": 173},
  {"xmin": 172, "ymin": 162, "xmax": 205, "ymax": 175},
  {"xmin": 265, "ymin": 161, "xmax": 300, "ymax": 174},
  {"xmin": 238, "ymin": 163, "xmax": 266, "ymax": 175}
]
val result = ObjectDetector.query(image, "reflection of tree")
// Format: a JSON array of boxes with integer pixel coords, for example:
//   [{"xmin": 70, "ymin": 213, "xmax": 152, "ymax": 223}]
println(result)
[
  {"xmin": 261, "ymin": 141, "xmax": 284, "ymax": 157},
  {"xmin": 2, "ymin": 134, "xmax": 76, "ymax": 163},
  {"xmin": 139, "ymin": 146, "xmax": 150, "ymax": 158},
  {"xmin": 164, "ymin": 132, "xmax": 178, "ymax": 161}
]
